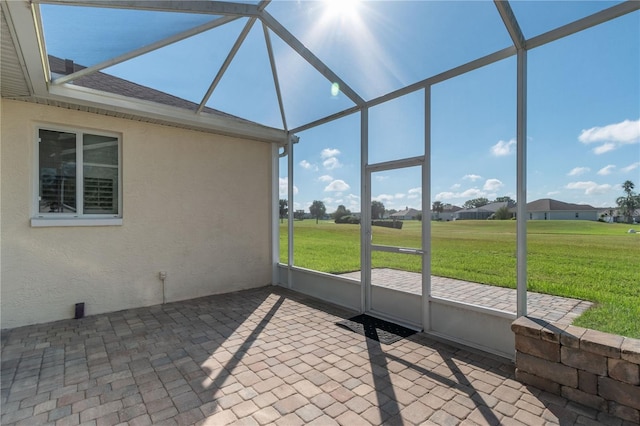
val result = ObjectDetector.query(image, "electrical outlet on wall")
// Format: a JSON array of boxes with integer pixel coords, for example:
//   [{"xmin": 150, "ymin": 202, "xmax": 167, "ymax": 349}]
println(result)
[{"xmin": 159, "ymin": 271, "xmax": 167, "ymax": 280}]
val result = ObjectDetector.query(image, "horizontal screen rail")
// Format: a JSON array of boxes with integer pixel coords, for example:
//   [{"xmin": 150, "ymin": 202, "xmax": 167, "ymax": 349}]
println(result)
[{"xmin": 371, "ymin": 245, "xmax": 424, "ymax": 255}]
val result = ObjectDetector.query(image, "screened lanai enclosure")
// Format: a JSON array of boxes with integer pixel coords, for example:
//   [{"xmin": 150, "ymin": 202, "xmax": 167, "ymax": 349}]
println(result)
[{"xmin": 2, "ymin": 0, "xmax": 639, "ymax": 359}]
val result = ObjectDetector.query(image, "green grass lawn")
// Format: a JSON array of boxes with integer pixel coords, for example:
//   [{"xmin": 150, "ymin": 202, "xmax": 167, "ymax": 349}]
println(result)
[{"xmin": 280, "ymin": 219, "xmax": 640, "ymax": 338}]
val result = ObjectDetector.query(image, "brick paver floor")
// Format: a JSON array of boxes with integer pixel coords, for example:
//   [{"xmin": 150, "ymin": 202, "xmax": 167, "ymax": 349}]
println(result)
[
  {"xmin": 2, "ymin": 286, "xmax": 621, "ymax": 426},
  {"xmin": 340, "ymin": 269, "xmax": 593, "ymax": 326}
]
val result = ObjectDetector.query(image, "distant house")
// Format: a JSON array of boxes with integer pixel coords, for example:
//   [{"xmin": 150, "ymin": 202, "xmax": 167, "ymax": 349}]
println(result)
[
  {"xmin": 601, "ymin": 207, "xmax": 640, "ymax": 223},
  {"xmin": 390, "ymin": 207, "xmax": 421, "ymax": 220},
  {"xmin": 455, "ymin": 201, "xmax": 515, "ymax": 220},
  {"xmin": 527, "ymin": 199, "xmax": 598, "ymax": 221},
  {"xmin": 434, "ymin": 204, "xmax": 462, "ymax": 221}
]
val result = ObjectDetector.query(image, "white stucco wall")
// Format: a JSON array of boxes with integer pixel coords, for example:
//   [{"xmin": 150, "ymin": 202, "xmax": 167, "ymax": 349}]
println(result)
[{"xmin": 1, "ymin": 100, "xmax": 273, "ymax": 329}]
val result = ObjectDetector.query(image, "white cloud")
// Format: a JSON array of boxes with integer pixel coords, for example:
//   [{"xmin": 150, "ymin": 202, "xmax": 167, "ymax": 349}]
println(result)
[
  {"xmin": 435, "ymin": 192, "xmax": 456, "ymax": 200},
  {"xmin": 324, "ymin": 179, "xmax": 350, "ymax": 192},
  {"xmin": 395, "ymin": 193, "xmax": 406, "ymax": 199},
  {"xmin": 547, "ymin": 191, "xmax": 561, "ymax": 196},
  {"xmin": 323, "ymin": 157, "xmax": 342, "ymax": 170},
  {"xmin": 463, "ymin": 174, "xmax": 482, "ymax": 181},
  {"xmin": 435, "ymin": 188, "xmax": 486, "ymax": 200},
  {"xmin": 579, "ymin": 119, "xmax": 640, "ymax": 144},
  {"xmin": 621, "ymin": 162, "xmax": 640, "ymax": 173},
  {"xmin": 567, "ymin": 167, "xmax": 590, "ymax": 176},
  {"xmin": 593, "ymin": 143, "xmax": 616, "ymax": 155},
  {"xmin": 491, "ymin": 139, "xmax": 516, "ymax": 156},
  {"xmin": 318, "ymin": 175, "xmax": 333, "ymax": 182},
  {"xmin": 483, "ymin": 179, "xmax": 504, "ymax": 191},
  {"xmin": 579, "ymin": 119, "xmax": 640, "ymax": 154},
  {"xmin": 406, "ymin": 188, "xmax": 421, "ymax": 199},
  {"xmin": 597, "ymin": 165, "xmax": 616, "ymax": 176},
  {"xmin": 299, "ymin": 160, "xmax": 317, "ymax": 171},
  {"xmin": 566, "ymin": 181, "xmax": 613, "ymax": 195},
  {"xmin": 373, "ymin": 194, "xmax": 396, "ymax": 203},
  {"xmin": 279, "ymin": 177, "xmax": 298, "ymax": 196},
  {"xmin": 450, "ymin": 183, "xmax": 461, "ymax": 189},
  {"xmin": 321, "ymin": 148, "xmax": 341, "ymax": 159},
  {"xmin": 375, "ymin": 175, "xmax": 388, "ymax": 182},
  {"xmin": 461, "ymin": 188, "xmax": 485, "ymax": 198},
  {"xmin": 344, "ymin": 194, "xmax": 360, "ymax": 211}
]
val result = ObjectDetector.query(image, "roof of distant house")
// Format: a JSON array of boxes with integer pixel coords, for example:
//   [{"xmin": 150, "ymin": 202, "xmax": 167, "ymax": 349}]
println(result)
[
  {"xmin": 527, "ymin": 198, "xmax": 597, "ymax": 212},
  {"xmin": 391, "ymin": 208, "xmax": 421, "ymax": 217},
  {"xmin": 442, "ymin": 205, "xmax": 462, "ymax": 212},
  {"xmin": 458, "ymin": 201, "xmax": 514, "ymax": 213}
]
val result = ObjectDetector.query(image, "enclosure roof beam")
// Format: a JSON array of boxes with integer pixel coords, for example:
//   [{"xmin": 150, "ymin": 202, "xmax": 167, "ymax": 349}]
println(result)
[
  {"xmin": 197, "ymin": 17, "xmax": 257, "ymax": 113},
  {"xmin": 52, "ymin": 15, "xmax": 239, "ymax": 85},
  {"xmin": 290, "ymin": 106, "xmax": 361, "ymax": 134},
  {"xmin": 260, "ymin": 10, "xmax": 365, "ymax": 107},
  {"xmin": 263, "ymin": 22, "xmax": 288, "ymax": 131},
  {"xmin": 494, "ymin": 1, "xmax": 526, "ymax": 50},
  {"xmin": 527, "ymin": 1, "xmax": 640, "ymax": 50},
  {"xmin": 35, "ymin": 0, "xmax": 260, "ymax": 16}
]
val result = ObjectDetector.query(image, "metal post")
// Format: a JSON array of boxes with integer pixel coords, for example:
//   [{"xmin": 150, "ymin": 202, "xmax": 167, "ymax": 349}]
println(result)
[
  {"xmin": 423, "ymin": 86, "xmax": 432, "ymax": 331},
  {"xmin": 271, "ymin": 143, "xmax": 280, "ymax": 286},
  {"xmin": 516, "ymin": 49, "xmax": 528, "ymax": 317},
  {"xmin": 287, "ymin": 133, "xmax": 295, "ymax": 289},
  {"xmin": 360, "ymin": 108, "xmax": 370, "ymax": 313}
]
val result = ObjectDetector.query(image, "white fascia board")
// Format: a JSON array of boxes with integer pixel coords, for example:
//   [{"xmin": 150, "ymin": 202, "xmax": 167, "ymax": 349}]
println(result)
[
  {"xmin": 35, "ymin": 0, "xmax": 260, "ymax": 16},
  {"xmin": 47, "ymin": 84, "xmax": 286, "ymax": 143},
  {"xmin": 3, "ymin": 0, "xmax": 48, "ymax": 96}
]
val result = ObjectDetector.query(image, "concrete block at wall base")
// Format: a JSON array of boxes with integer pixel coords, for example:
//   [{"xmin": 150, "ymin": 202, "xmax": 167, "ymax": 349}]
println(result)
[
  {"xmin": 578, "ymin": 370, "xmax": 598, "ymax": 395},
  {"xmin": 598, "ymin": 376, "xmax": 640, "ymax": 410},
  {"xmin": 608, "ymin": 401, "xmax": 640, "ymax": 424},
  {"xmin": 515, "ymin": 369, "xmax": 561, "ymax": 395},
  {"xmin": 580, "ymin": 330, "xmax": 623, "ymax": 359},
  {"xmin": 621, "ymin": 338, "xmax": 640, "ymax": 365},
  {"xmin": 608, "ymin": 358, "xmax": 640, "ymax": 385},
  {"xmin": 516, "ymin": 352, "xmax": 578, "ymax": 388},
  {"xmin": 561, "ymin": 386, "xmax": 607, "ymax": 412},
  {"xmin": 559, "ymin": 325, "xmax": 587, "ymax": 349},
  {"xmin": 561, "ymin": 346, "xmax": 607, "ymax": 376},
  {"xmin": 515, "ymin": 335, "xmax": 560, "ymax": 362}
]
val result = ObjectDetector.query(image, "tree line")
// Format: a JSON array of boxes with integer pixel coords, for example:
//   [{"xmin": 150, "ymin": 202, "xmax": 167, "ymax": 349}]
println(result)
[{"xmin": 279, "ymin": 180, "xmax": 638, "ymax": 224}]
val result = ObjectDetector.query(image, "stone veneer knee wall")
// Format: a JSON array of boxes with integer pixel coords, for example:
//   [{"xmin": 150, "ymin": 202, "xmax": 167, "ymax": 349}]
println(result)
[{"xmin": 511, "ymin": 316, "xmax": 640, "ymax": 423}]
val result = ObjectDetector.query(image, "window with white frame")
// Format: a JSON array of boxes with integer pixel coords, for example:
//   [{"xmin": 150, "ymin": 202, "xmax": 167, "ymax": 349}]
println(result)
[{"xmin": 35, "ymin": 127, "xmax": 121, "ymax": 221}]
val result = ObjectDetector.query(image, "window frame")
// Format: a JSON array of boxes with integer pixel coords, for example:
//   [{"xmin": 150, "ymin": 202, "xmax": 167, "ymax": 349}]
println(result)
[{"xmin": 31, "ymin": 124, "xmax": 123, "ymax": 227}]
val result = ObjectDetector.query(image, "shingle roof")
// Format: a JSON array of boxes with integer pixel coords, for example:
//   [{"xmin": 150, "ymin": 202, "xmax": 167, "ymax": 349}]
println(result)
[
  {"xmin": 48, "ymin": 56, "xmax": 236, "ymax": 119},
  {"xmin": 390, "ymin": 208, "xmax": 421, "ymax": 217},
  {"xmin": 527, "ymin": 198, "xmax": 597, "ymax": 212}
]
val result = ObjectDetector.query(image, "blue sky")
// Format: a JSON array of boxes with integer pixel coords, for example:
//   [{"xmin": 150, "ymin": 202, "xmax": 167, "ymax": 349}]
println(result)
[{"xmin": 41, "ymin": 1, "xmax": 639, "ymax": 213}]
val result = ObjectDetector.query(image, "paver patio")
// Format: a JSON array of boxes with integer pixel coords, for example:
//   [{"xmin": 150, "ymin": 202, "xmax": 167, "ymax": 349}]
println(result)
[
  {"xmin": 340, "ymin": 269, "xmax": 593, "ymax": 326},
  {"xmin": 2, "ymin": 285, "xmax": 623, "ymax": 426}
]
